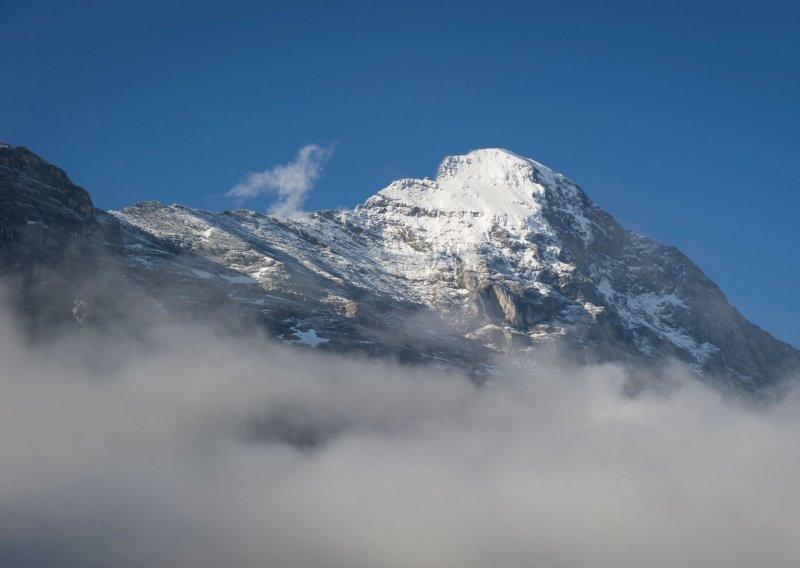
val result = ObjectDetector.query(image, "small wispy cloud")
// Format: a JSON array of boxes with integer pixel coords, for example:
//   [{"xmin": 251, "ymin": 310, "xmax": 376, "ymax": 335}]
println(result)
[{"xmin": 227, "ymin": 143, "xmax": 335, "ymax": 218}]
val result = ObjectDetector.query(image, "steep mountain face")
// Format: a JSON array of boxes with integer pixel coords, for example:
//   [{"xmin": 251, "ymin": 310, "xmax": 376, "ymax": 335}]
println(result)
[
  {"xmin": 1, "ymin": 144, "xmax": 797, "ymax": 391},
  {"xmin": 0, "ymin": 144, "xmax": 127, "ymax": 334}
]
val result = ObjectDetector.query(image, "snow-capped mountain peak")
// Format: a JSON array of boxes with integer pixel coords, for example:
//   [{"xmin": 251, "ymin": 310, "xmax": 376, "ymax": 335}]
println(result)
[
  {"xmin": 375, "ymin": 148, "xmax": 555, "ymax": 221},
  {"xmin": 2, "ymin": 143, "xmax": 798, "ymax": 392}
]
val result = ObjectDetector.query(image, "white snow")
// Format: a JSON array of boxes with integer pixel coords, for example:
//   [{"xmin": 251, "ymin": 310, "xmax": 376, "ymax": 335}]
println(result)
[
  {"xmin": 583, "ymin": 302, "xmax": 605, "ymax": 319},
  {"xmin": 354, "ymin": 149, "xmax": 577, "ymax": 300},
  {"xmin": 374, "ymin": 149, "xmax": 554, "ymax": 241},
  {"xmin": 291, "ymin": 328, "xmax": 330, "ymax": 347}
]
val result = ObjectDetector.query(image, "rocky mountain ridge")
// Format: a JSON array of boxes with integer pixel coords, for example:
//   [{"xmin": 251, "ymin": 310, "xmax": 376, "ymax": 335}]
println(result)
[{"xmin": 1, "ymin": 144, "xmax": 797, "ymax": 392}]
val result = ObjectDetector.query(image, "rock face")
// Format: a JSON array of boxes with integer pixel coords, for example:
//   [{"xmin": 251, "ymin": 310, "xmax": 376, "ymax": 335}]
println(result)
[
  {"xmin": 0, "ymin": 144, "xmax": 126, "ymax": 334},
  {"xmin": 0, "ymin": 144, "xmax": 94, "ymax": 254},
  {"xmin": 1, "ymin": 144, "xmax": 798, "ymax": 391}
]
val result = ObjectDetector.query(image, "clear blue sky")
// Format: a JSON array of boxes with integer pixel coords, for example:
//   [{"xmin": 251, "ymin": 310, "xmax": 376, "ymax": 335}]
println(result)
[{"xmin": 2, "ymin": 0, "xmax": 798, "ymax": 346}]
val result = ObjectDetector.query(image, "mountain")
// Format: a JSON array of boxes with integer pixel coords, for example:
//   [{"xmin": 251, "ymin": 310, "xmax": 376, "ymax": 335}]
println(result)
[{"xmin": 1, "ymin": 143, "xmax": 797, "ymax": 392}]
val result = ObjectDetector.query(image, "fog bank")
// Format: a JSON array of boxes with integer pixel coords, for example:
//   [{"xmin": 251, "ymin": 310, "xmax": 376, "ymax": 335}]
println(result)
[{"xmin": 1, "ymin": 302, "xmax": 799, "ymax": 567}]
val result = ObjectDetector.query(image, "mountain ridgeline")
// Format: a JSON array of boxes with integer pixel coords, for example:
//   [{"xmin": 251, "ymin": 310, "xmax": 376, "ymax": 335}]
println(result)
[{"xmin": 1, "ymin": 143, "xmax": 797, "ymax": 392}]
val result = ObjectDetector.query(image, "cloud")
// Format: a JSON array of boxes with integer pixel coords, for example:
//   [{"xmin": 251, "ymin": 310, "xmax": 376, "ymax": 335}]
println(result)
[
  {"xmin": 0, "ymin": 295, "xmax": 800, "ymax": 567},
  {"xmin": 227, "ymin": 144, "xmax": 335, "ymax": 218}
]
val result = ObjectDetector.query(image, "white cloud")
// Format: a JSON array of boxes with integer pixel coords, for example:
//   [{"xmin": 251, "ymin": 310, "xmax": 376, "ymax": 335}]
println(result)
[
  {"xmin": 227, "ymin": 144, "xmax": 334, "ymax": 218},
  {"xmin": 1, "ymin": 294, "xmax": 799, "ymax": 567}
]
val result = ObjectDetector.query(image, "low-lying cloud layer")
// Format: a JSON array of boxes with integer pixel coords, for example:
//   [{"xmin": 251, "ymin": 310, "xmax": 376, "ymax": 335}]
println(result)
[{"xmin": 1, "ymin": 300, "xmax": 799, "ymax": 568}]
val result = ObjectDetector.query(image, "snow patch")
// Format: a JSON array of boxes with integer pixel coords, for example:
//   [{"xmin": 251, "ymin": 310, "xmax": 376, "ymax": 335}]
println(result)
[{"xmin": 291, "ymin": 328, "xmax": 330, "ymax": 347}]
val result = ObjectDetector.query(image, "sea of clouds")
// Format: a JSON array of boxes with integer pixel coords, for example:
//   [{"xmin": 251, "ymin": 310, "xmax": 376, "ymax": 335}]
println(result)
[{"xmin": 1, "ymin": 295, "xmax": 799, "ymax": 568}]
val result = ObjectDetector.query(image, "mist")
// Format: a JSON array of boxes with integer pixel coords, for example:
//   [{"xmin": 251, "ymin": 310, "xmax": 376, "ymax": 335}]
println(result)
[{"xmin": 1, "ymin": 299, "xmax": 799, "ymax": 567}]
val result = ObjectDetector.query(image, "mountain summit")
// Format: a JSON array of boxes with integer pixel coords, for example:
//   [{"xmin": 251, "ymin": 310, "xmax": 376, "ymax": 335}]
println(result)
[
  {"xmin": 379, "ymin": 149, "xmax": 553, "ymax": 217},
  {"xmin": 1, "ymin": 144, "xmax": 797, "ymax": 392}
]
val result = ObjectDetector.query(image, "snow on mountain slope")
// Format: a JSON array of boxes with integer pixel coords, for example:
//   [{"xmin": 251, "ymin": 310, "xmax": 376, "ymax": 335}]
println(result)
[
  {"xmin": 1, "ymin": 143, "xmax": 796, "ymax": 390},
  {"xmin": 348, "ymin": 149, "xmax": 586, "ymax": 307},
  {"xmin": 108, "ymin": 148, "xmax": 800, "ymax": 389}
]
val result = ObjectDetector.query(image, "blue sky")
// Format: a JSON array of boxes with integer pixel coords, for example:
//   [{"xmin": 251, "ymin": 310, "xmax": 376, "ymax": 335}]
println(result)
[{"xmin": 2, "ymin": 0, "xmax": 798, "ymax": 346}]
